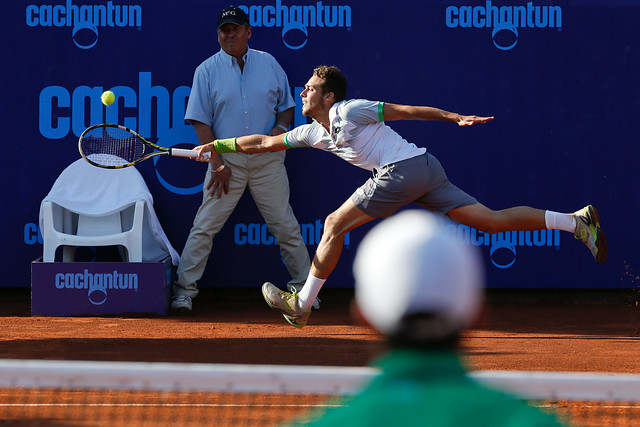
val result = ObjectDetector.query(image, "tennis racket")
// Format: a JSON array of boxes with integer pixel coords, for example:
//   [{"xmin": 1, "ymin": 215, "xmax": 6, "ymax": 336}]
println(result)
[{"xmin": 78, "ymin": 123, "xmax": 210, "ymax": 169}]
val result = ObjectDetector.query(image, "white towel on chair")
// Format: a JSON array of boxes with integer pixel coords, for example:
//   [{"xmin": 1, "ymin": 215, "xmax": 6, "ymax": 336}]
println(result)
[{"xmin": 39, "ymin": 158, "xmax": 180, "ymax": 265}]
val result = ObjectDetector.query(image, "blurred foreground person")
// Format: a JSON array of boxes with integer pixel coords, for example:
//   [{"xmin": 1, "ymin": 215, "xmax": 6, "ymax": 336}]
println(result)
[{"xmin": 296, "ymin": 210, "xmax": 565, "ymax": 426}]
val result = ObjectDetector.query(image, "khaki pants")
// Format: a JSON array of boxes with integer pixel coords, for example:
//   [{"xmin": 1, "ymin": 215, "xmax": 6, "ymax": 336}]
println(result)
[{"xmin": 174, "ymin": 151, "xmax": 310, "ymax": 298}]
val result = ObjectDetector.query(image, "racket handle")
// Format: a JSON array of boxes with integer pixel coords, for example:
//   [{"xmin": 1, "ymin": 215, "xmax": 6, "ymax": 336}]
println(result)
[{"xmin": 171, "ymin": 148, "xmax": 211, "ymax": 160}]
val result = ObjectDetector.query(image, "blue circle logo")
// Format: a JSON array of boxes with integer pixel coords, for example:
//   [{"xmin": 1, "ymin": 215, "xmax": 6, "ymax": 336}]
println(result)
[
  {"xmin": 490, "ymin": 238, "xmax": 517, "ymax": 269},
  {"xmin": 492, "ymin": 21, "xmax": 519, "ymax": 51},
  {"xmin": 282, "ymin": 21, "xmax": 308, "ymax": 50},
  {"xmin": 154, "ymin": 126, "xmax": 206, "ymax": 195},
  {"xmin": 72, "ymin": 22, "xmax": 99, "ymax": 49}
]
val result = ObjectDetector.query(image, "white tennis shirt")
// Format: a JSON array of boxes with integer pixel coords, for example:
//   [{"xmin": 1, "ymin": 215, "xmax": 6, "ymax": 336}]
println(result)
[{"xmin": 283, "ymin": 99, "xmax": 426, "ymax": 171}]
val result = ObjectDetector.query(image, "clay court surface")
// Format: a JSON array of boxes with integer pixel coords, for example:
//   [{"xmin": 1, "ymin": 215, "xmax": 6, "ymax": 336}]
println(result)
[
  {"xmin": 1, "ymin": 288, "xmax": 640, "ymax": 426},
  {"xmin": 1, "ymin": 288, "xmax": 639, "ymax": 372}
]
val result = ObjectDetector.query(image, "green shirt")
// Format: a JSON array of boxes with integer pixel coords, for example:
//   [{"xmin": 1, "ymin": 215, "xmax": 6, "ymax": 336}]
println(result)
[{"xmin": 295, "ymin": 349, "xmax": 565, "ymax": 427}]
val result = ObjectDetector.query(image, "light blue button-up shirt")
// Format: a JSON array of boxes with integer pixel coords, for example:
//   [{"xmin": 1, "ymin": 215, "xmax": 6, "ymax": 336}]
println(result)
[{"xmin": 185, "ymin": 48, "xmax": 295, "ymax": 139}]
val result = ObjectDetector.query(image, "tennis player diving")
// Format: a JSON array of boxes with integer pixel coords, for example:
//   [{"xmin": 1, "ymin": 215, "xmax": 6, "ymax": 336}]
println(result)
[{"xmin": 193, "ymin": 65, "xmax": 607, "ymax": 328}]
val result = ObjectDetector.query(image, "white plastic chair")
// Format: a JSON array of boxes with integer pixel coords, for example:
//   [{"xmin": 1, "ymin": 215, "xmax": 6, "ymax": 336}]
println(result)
[
  {"xmin": 41, "ymin": 199, "xmax": 144, "ymax": 262},
  {"xmin": 38, "ymin": 158, "xmax": 179, "ymax": 264}
]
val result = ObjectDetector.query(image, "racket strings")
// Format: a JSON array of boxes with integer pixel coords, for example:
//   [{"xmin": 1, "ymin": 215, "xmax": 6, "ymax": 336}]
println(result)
[{"xmin": 80, "ymin": 127, "xmax": 146, "ymax": 167}]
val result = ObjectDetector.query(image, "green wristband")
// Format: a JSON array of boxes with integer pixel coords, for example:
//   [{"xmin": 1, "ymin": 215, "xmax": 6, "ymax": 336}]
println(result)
[{"xmin": 213, "ymin": 137, "xmax": 237, "ymax": 153}]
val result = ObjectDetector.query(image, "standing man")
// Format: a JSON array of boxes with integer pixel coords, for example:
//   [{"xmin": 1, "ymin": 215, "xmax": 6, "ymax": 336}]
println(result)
[
  {"xmin": 171, "ymin": 6, "xmax": 312, "ymax": 312},
  {"xmin": 293, "ymin": 210, "xmax": 564, "ymax": 426},
  {"xmin": 193, "ymin": 65, "xmax": 607, "ymax": 326}
]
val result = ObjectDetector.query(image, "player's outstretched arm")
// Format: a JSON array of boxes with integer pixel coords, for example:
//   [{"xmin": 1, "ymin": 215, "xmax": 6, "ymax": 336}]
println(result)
[
  {"xmin": 236, "ymin": 133, "xmax": 289, "ymax": 153},
  {"xmin": 194, "ymin": 134, "xmax": 289, "ymax": 159},
  {"xmin": 456, "ymin": 114, "xmax": 494, "ymax": 127},
  {"xmin": 382, "ymin": 102, "xmax": 494, "ymax": 127}
]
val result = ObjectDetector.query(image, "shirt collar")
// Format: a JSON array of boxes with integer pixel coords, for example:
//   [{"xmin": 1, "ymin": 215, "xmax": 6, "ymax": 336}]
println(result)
[{"xmin": 218, "ymin": 47, "xmax": 250, "ymax": 67}]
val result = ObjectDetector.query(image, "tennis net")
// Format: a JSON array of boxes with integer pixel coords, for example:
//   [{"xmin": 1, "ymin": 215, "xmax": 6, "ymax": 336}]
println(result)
[{"xmin": 1, "ymin": 359, "xmax": 639, "ymax": 426}]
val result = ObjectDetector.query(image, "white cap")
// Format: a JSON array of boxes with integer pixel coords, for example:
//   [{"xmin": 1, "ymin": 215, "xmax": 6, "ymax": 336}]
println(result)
[{"xmin": 353, "ymin": 210, "xmax": 484, "ymax": 338}]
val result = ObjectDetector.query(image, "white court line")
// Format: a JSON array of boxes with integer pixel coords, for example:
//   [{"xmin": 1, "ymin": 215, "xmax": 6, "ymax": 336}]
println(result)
[
  {"xmin": 536, "ymin": 404, "xmax": 640, "ymax": 410},
  {"xmin": 0, "ymin": 403, "xmax": 346, "ymax": 408}
]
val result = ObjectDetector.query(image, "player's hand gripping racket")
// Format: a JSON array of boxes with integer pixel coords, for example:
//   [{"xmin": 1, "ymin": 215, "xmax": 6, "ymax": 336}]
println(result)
[{"xmin": 78, "ymin": 123, "xmax": 210, "ymax": 169}]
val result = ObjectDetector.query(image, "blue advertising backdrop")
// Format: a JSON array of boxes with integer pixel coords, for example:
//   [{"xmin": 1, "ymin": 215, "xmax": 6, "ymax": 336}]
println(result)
[{"xmin": 3, "ymin": 0, "xmax": 639, "ymax": 289}]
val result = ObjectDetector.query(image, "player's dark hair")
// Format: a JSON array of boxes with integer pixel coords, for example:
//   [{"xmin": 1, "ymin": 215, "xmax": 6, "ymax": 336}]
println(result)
[
  {"xmin": 386, "ymin": 313, "xmax": 461, "ymax": 350},
  {"xmin": 313, "ymin": 65, "xmax": 348, "ymax": 102}
]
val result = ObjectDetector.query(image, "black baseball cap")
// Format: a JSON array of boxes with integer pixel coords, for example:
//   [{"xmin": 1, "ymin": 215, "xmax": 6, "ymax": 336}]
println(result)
[{"xmin": 217, "ymin": 6, "xmax": 249, "ymax": 28}]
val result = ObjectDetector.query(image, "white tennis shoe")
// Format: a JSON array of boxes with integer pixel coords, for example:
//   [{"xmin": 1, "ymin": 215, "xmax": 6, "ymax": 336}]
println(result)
[
  {"xmin": 573, "ymin": 205, "xmax": 607, "ymax": 264},
  {"xmin": 262, "ymin": 282, "xmax": 311, "ymax": 328}
]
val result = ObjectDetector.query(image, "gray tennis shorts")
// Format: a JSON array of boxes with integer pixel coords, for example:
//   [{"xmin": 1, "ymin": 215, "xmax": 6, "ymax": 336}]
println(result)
[{"xmin": 350, "ymin": 153, "xmax": 478, "ymax": 218}]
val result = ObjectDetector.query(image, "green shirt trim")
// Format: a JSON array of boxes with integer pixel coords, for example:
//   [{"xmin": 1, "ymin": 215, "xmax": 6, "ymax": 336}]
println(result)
[
  {"xmin": 282, "ymin": 132, "xmax": 292, "ymax": 147},
  {"xmin": 378, "ymin": 102, "xmax": 384, "ymax": 122}
]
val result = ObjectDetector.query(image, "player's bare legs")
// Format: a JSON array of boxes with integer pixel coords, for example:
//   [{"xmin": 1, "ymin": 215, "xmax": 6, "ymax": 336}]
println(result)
[
  {"xmin": 263, "ymin": 201, "xmax": 606, "ymax": 327},
  {"xmin": 447, "ymin": 203, "xmax": 546, "ymax": 233},
  {"xmin": 262, "ymin": 199, "xmax": 374, "ymax": 327},
  {"xmin": 450, "ymin": 203, "xmax": 607, "ymax": 264},
  {"xmin": 310, "ymin": 199, "xmax": 376, "ymax": 279}
]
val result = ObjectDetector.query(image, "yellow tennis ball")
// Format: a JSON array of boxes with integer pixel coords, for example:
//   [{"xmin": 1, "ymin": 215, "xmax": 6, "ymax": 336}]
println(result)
[{"xmin": 101, "ymin": 90, "xmax": 115, "ymax": 106}]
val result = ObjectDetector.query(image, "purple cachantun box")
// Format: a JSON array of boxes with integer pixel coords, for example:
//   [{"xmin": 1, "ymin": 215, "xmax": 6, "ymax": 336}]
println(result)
[{"xmin": 31, "ymin": 257, "xmax": 172, "ymax": 316}]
